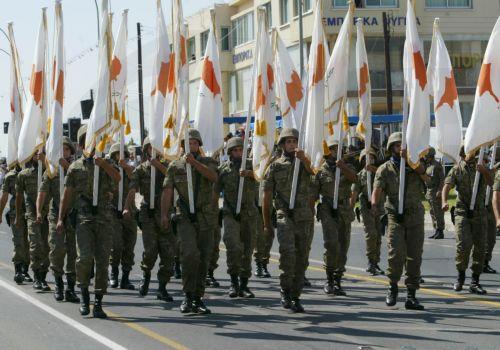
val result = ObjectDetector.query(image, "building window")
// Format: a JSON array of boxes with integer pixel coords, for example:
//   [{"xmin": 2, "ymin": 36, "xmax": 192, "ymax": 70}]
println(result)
[
  {"xmin": 200, "ymin": 30, "xmax": 209, "ymax": 54},
  {"xmin": 280, "ymin": 0, "xmax": 289, "ymax": 25},
  {"xmin": 220, "ymin": 27, "xmax": 231, "ymax": 51},
  {"xmin": 334, "ymin": 0, "xmax": 396, "ymax": 7},
  {"xmin": 232, "ymin": 12, "xmax": 254, "ymax": 47},
  {"xmin": 229, "ymin": 67, "xmax": 252, "ymax": 114},
  {"xmin": 263, "ymin": 2, "xmax": 272, "ymax": 27},
  {"xmin": 293, "ymin": 0, "xmax": 312, "ymax": 16},
  {"xmin": 187, "ymin": 37, "xmax": 196, "ymax": 61},
  {"xmin": 425, "ymin": 0, "xmax": 471, "ymax": 8}
]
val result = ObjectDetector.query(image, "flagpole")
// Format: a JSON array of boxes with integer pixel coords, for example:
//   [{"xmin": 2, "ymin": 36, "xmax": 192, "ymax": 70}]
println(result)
[
  {"xmin": 398, "ymin": 81, "xmax": 409, "ymax": 215},
  {"xmin": 117, "ymin": 9, "xmax": 128, "ymax": 213},
  {"xmin": 485, "ymin": 142, "xmax": 497, "ymax": 206},
  {"xmin": 469, "ymin": 146, "xmax": 485, "ymax": 211}
]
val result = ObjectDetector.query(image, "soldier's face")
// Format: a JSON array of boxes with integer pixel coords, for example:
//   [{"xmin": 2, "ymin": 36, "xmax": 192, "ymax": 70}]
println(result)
[
  {"xmin": 230, "ymin": 146, "xmax": 243, "ymax": 160},
  {"xmin": 63, "ymin": 145, "xmax": 72, "ymax": 159},
  {"xmin": 145, "ymin": 145, "xmax": 152, "ymax": 158},
  {"xmin": 392, "ymin": 142, "xmax": 402, "ymax": 156},
  {"xmin": 283, "ymin": 138, "xmax": 298, "ymax": 153},
  {"xmin": 189, "ymin": 139, "xmax": 200, "ymax": 153}
]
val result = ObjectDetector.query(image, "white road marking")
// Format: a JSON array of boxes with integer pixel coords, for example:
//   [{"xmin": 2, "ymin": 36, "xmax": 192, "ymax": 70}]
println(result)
[{"xmin": 0, "ymin": 277, "xmax": 127, "ymax": 350}]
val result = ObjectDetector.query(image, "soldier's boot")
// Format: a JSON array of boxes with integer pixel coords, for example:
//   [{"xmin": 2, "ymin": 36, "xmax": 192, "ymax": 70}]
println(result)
[
  {"xmin": 290, "ymin": 298, "xmax": 305, "ymax": 313},
  {"xmin": 173, "ymin": 257, "xmax": 182, "ymax": 279},
  {"xmin": 180, "ymin": 294, "xmax": 193, "ymax": 314},
  {"xmin": 303, "ymin": 276, "xmax": 312, "ymax": 287},
  {"xmin": 374, "ymin": 264, "xmax": 385, "ymax": 275},
  {"xmin": 261, "ymin": 263, "xmax": 271, "ymax": 278},
  {"xmin": 469, "ymin": 274, "xmax": 487, "ymax": 295},
  {"xmin": 120, "ymin": 270, "xmax": 135, "ymax": 290},
  {"xmin": 22, "ymin": 265, "xmax": 33, "ymax": 283},
  {"xmin": 32, "ymin": 271, "xmax": 43, "ymax": 290},
  {"xmin": 138, "ymin": 270, "xmax": 151, "ymax": 296},
  {"xmin": 366, "ymin": 262, "xmax": 377, "ymax": 276},
  {"xmin": 280, "ymin": 289, "xmax": 292, "ymax": 309},
  {"xmin": 156, "ymin": 281, "xmax": 174, "ymax": 302},
  {"xmin": 192, "ymin": 297, "xmax": 211, "ymax": 315},
  {"xmin": 405, "ymin": 288, "xmax": 424, "ymax": 310},
  {"xmin": 110, "ymin": 266, "xmax": 119, "ymax": 288},
  {"xmin": 385, "ymin": 283, "xmax": 398, "ymax": 307},
  {"xmin": 65, "ymin": 274, "xmax": 80, "ymax": 303},
  {"xmin": 483, "ymin": 261, "xmax": 497, "ymax": 274},
  {"xmin": 14, "ymin": 264, "xmax": 24, "ymax": 284},
  {"xmin": 254, "ymin": 262, "xmax": 264, "ymax": 278},
  {"xmin": 428, "ymin": 230, "xmax": 437, "ymax": 239},
  {"xmin": 453, "ymin": 270, "xmax": 465, "ymax": 292},
  {"xmin": 238, "ymin": 277, "xmax": 255, "ymax": 298},
  {"xmin": 54, "ymin": 276, "xmax": 65, "ymax": 301},
  {"xmin": 333, "ymin": 277, "xmax": 346, "ymax": 296},
  {"xmin": 79, "ymin": 287, "xmax": 90, "ymax": 316},
  {"xmin": 40, "ymin": 271, "xmax": 51, "ymax": 292},
  {"xmin": 323, "ymin": 272, "xmax": 334, "ymax": 295},
  {"xmin": 228, "ymin": 274, "xmax": 239, "ymax": 298},
  {"xmin": 434, "ymin": 229, "xmax": 444, "ymax": 240},
  {"xmin": 93, "ymin": 294, "xmax": 107, "ymax": 319},
  {"xmin": 205, "ymin": 270, "xmax": 220, "ymax": 288}
]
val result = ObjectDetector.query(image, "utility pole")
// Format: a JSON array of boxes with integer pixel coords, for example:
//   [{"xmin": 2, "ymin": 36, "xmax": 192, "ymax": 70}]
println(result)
[
  {"xmin": 137, "ymin": 22, "xmax": 145, "ymax": 143},
  {"xmin": 382, "ymin": 12, "xmax": 393, "ymax": 115}
]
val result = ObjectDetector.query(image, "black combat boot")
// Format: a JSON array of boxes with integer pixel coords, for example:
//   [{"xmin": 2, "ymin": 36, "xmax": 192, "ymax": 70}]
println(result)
[
  {"xmin": 205, "ymin": 270, "xmax": 220, "ymax": 288},
  {"xmin": 192, "ymin": 297, "xmax": 211, "ymax": 314},
  {"xmin": 434, "ymin": 229, "xmax": 444, "ymax": 239},
  {"xmin": 32, "ymin": 271, "xmax": 43, "ymax": 290},
  {"xmin": 22, "ymin": 265, "xmax": 33, "ymax": 282},
  {"xmin": 180, "ymin": 294, "xmax": 193, "ymax": 313},
  {"xmin": 405, "ymin": 288, "xmax": 424, "ymax": 310},
  {"xmin": 280, "ymin": 289, "xmax": 292, "ymax": 309},
  {"xmin": 323, "ymin": 273, "xmax": 334, "ymax": 295},
  {"xmin": 93, "ymin": 294, "xmax": 107, "ymax": 318},
  {"xmin": 40, "ymin": 271, "xmax": 51, "ymax": 291},
  {"xmin": 14, "ymin": 264, "xmax": 24, "ymax": 284},
  {"xmin": 386, "ymin": 283, "xmax": 398, "ymax": 306},
  {"xmin": 173, "ymin": 257, "xmax": 182, "ymax": 279},
  {"xmin": 290, "ymin": 298, "xmax": 305, "ymax": 313},
  {"xmin": 156, "ymin": 281, "xmax": 174, "ymax": 302},
  {"xmin": 483, "ymin": 261, "xmax": 497, "ymax": 274},
  {"xmin": 453, "ymin": 271, "xmax": 465, "ymax": 292},
  {"xmin": 54, "ymin": 276, "xmax": 65, "ymax": 301},
  {"xmin": 254, "ymin": 262, "xmax": 264, "ymax": 278},
  {"xmin": 110, "ymin": 266, "xmax": 119, "ymax": 288},
  {"xmin": 229, "ymin": 274, "xmax": 239, "ymax": 298},
  {"xmin": 65, "ymin": 274, "xmax": 80, "ymax": 303},
  {"xmin": 469, "ymin": 274, "xmax": 487, "ymax": 295},
  {"xmin": 261, "ymin": 263, "xmax": 271, "ymax": 278},
  {"xmin": 120, "ymin": 270, "xmax": 135, "ymax": 290},
  {"xmin": 138, "ymin": 270, "xmax": 151, "ymax": 296},
  {"xmin": 79, "ymin": 287, "xmax": 90, "ymax": 316},
  {"xmin": 428, "ymin": 230, "xmax": 437, "ymax": 239},
  {"xmin": 374, "ymin": 264, "xmax": 385, "ymax": 275},
  {"xmin": 303, "ymin": 276, "xmax": 312, "ymax": 287},
  {"xmin": 238, "ymin": 277, "xmax": 255, "ymax": 298},
  {"xmin": 333, "ymin": 276, "xmax": 346, "ymax": 296}
]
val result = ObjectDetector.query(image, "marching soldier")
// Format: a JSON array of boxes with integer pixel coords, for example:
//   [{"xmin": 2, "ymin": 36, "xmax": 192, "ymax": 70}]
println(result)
[
  {"xmin": 216, "ymin": 137, "xmax": 256, "ymax": 298},
  {"xmin": 424, "ymin": 148, "xmax": 446, "ymax": 239},
  {"xmin": 161, "ymin": 129, "xmax": 219, "ymax": 314},
  {"xmin": 57, "ymin": 126, "xmax": 121, "ymax": 318},
  {"xmin": 493, "ymin": 167, "xmax": 500, "ymax": 229},
  {"xmin": 254, "ymin": 181, "xmax": 273, "ymax": 278},
  {"xmin": 123, "ymin": 137, "xmax": 175, "ymax": 301},
  {"xmin": 262, "ymin": 128, "xmax": 314, "ymax": 313},
  {"xmin": 484, "ymin": 151, "xmax": 499, "ymax": 274},
  {"xmin": 442, "ymin": 148, "xmax": 494, "ymax": 294},
  {"xmin": 372, "ymin": 132, "xmax": 427, "ymax": 310},
  {"xmin": 36, "ymin": 137, "xmax": 79, "ymax": 302},
  {"xmin": 312, "ymin": 139, "xmax": 357, "ymax": 296}
]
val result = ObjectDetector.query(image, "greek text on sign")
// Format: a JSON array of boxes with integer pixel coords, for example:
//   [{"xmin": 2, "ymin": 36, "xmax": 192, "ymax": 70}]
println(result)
[{"xmin": 323, "ymin": 16, "xmax": 421, "ymax": 27}]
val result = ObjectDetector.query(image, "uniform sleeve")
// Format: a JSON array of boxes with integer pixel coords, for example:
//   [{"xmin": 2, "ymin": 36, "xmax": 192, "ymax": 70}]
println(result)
[
  {"xmin": 15, "ymin": 172, "xmax": 24, "ymax": 194},
  {"xmin": 215, "ymin": 164, "xmax": 224, "ymax": 194},
  {"xmin": 163, "ymin": 163, "xmax": 175, "ymax": 189},
  {"xmin": 444, "ymin": 165, "xmax": 458, "ymax": 187},
  {"xmin": 310, "ymin": 171, "xmax": 321, "ymax": 200},
  {"xmin": 493, "ymin": 169, "xmax": 500, "ymax": 192},
  {"xmin": 1, "ymin": 173, "xmax": 12, "ymax": 193},
  {"xmin": 373, "ymin": 164, "xmax": 386, "ymax": 191},
  {"xmin": 351, "ymin": 172, "xmax": 361, "ymax": 194},
  {"xmin": 128, "ymin": 165, "xmax": 141, "ymax": 191},
  {"xmin": 64, "ymin": 165, "xmax": 77, "ymax": 189},
  {"xmin": 262, "ymin": 163, "xmax": 275, "ymax": 192},
  {"xmin": 39, "ymin": 171, "xmax": 50, "ymax": 193}
]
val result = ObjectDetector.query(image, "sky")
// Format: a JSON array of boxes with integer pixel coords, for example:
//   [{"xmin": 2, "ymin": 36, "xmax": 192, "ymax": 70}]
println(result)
[{"xmin": 0, "ymin": 0, "xmax": 224, "ymax": 157}]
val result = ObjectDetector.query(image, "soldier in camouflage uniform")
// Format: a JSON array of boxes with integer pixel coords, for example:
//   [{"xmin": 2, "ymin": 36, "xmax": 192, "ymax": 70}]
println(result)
[
  {"xmin": 312, "ymin": 139, "xmax": 357, "ymax": 296},
  {"xmin": 351, "ymin": 148, "xmax": 385, "ymax": 276},
  {"xmin": 123, "ymin": 137, "xmax": 175, "ymax": 302},
  {"xmin": 372, "ymin": 132, "xmax": 427, "ymax": 310},
  {"xmin": 161, "ymin": 129, "xmax": 219, "ymax": 314},
  {"xmin": 254, "ymin": 181, "xmax": 273, "ymax": 278},
  {"xmin": 262, "ymin": 128, "xmax": 314, "ymax": 313},
  {"xmin": 16, "ymin": 153, "xmax": 50, "ymax": 291},
  {"xmin": 205, "ymin": 226, "xmax": 221, "ymax": 288},
  {"xmin": 57, "ymin": 126, "xmax": 121, "ymax": 318},
  {"xmin": 0, "ymin": 166, "xmax": 31, "ymax": 284},
  {"xmin": 107, "ymin": 143, "xmax": 137, "ymax": 290},
  {"xmin": 216, "ymin": 137, "xmax": 257, "ymax": 298},
  {"xmin": 493, "ymin": 168, "xmax": 500, "ymax": 230},
  {"xmin": 36, "ymin": 137, "xmax": 79, "ymax": 302},
  {"xmin": 442, "ymin": 149, "xmax": 494, "ymax": 294},
  {"xmin": 424, "ymin": 148, "xmax": 446, "ymax": 239},
  {"xmin": 483, "ymin": 152, "xmax": 499, "ymax": 274}
]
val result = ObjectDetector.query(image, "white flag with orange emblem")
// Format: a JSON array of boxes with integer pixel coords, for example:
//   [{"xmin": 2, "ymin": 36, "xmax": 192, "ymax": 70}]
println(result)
[
  {"xmin": 427, "ymin": 19, "xmax": 463, "ymax": 163},
  {"xmin": 7, "ymin": 23, "xmax": 24, "ymax": 169},
  {"xmin": 404, "ymin": 0, "xmax": 430, "ymax": 166},
  {"xmin": 274, "ymin": 32, "xmax": 304, "ymax": 129},
  {"xmin": 46, "ymin": 1, "xmax": 65, "ymax": 177},
  {"xmin": 252, "ymin": 10, "xmax": 275, "ymax": 180},
  {"xmin": 194, "ymin": 14, "xmax": 223, "ymax": 156},
  {"xmin": 464, "ymin": 17, "xmax": 500, "ymax": 154},
  {"xmin": 355, "ymin": 20, "xmax": 372, "ymax": 152},
  {"xmin": 303, "ymin": 0, "xmax": 330, "ymax": 170},
  {"xmin": 18, "ymin": 8, "xmax": 48, "ymax": 165}
]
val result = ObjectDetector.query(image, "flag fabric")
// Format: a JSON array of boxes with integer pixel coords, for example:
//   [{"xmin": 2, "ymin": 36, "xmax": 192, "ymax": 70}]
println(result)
[
  {"xmin": 404, "ymin": 0, "xmax": 430, "ymax": 166},
  {"xmin": 149, "ymin": 0, "xmax": 172, "ymax": 154},
  {"xmin": 18, "ymin": 8, "xmax": 48, "ymax": 165},
  {"xmin": 274, "ymin": 31, "xmax": 304, "ymax": 129},
  {"xmin": 355, "ymin": 19, "xmax": 372, "ymax": 151},
  {"xmin": 7, "ymin": 23, "xmax": 24, "ymax": 169},
  {"xmin": 46, "ymin": 1, "xmax": 65, "ymax": 177},
  {"xmin": 427, "ymin": 19, "xmax": 463, "ymax": 163},
  {"xmin": 251, "ymin": 9, "xmax": 275, "ymax": 180},
  {"xmin": 464, "ymin": 17, "xmax": 500, "ymax": 154},
  {"xmin": 324, "ymin": 2, "xmax": 353, "ymax": 147},
  {"xmin": 84, "ymin": 0, "xmax": 112, "ymax": 155},
  {"xmin": 193, "ymin": 15, "xmax": 223, "ymax": 156},
  {"xmin": 303, "ymin": 0, "xmax": 330, "ymax": 171}
]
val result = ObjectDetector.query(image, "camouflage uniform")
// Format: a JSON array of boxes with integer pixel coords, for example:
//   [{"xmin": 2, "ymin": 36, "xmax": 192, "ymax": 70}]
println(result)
[
  {"xmin": 253, "ymin": 182, "xmax": 274, "ymax": 276},
  {"xmin": 424, "ymin": 158, "xmax": 445, "ymax": 232}
]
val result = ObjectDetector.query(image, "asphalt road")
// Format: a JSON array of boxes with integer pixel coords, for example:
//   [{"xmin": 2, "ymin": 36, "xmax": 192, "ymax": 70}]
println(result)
[{"xmin": 0, "ymin": 215, "xmax": 498, "ymax": 350}]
